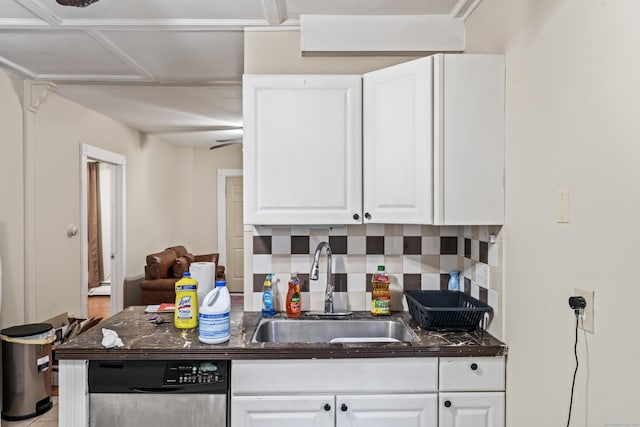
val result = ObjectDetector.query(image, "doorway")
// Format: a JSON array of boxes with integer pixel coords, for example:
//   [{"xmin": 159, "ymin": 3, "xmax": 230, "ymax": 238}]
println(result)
[
  {"xmin": 86, "ymin": 161, "xmax": 113, "ymax": 319},
  {"xmin": 80, "ymin": 144, "xmax": 126, "ymax": 319},
  {"xmin": 217, "ymin": 170, "xmax": 243, "ymax": 293}
]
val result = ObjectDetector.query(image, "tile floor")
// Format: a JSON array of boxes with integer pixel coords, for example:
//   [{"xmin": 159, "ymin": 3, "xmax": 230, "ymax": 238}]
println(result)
[{"xmin": 1, "ymin": 396, "xmax": 58, "ymax": 426}]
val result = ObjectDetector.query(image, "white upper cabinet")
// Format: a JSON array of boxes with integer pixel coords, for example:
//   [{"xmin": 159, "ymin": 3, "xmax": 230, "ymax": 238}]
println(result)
[
  {"xmin": 363, "ymin": 54, "xmax": 504, "ymax": 225},
  {"xmin": 243, "ymin": 54, "xmax": 504, "ymax": 225},
  {"xmin": 243, "ymin": 75, "xmax": 362, "ymax": 225},
  {"xmin": 433, "ymin": 54, "xmax": 505, "ymax": 225},
  {"xmin": 363, "ymin": 57, "xmax": 434, "ymax": 224}
]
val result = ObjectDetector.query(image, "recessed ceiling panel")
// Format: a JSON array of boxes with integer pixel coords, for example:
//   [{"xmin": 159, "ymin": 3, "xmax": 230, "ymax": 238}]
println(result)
[
  {"xmin": 285, "ymin": 0, "xmax": 458, "ymax": 18},
  {"xmin": 0, "ymin": 30, "xmax": 143, "ymax": 76},
  {"xmin": 54, "ymin": 85, "xmax": 242, "ymax": 132},
  {"xmin": 103, "ymin": 30, "xmax": 243, "ymax": 81},
  {"xmin": 37, "ymin": 0, "xmax": 266, "ymax": 21},
  {"xmin": 0, "ymin": 1, "xmax": 49, "ymax": 22}
]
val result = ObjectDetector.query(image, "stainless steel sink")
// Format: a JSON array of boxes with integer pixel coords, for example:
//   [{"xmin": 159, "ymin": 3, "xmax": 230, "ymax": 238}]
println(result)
[{"xmin": 251, "ymin": 318, "xmax": 418, "ymax": 343}]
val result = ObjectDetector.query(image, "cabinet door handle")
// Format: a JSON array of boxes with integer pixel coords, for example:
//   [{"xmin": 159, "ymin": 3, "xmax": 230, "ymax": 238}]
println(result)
[
  {"xmin": 324, "ymin": 403, "xmax": 331, "ymax": 412},
  {"xmin": 341, "ymin": 403, "xmax": 348, "ymax": 412},
  {"xmin": 470, "ymin": 363, "xmax": 478, "ymax": 371},
  {"xmin": 364, "ymin": 212, "xmax": 371, "ymax": 220},
  {"xmin": 444, "ymin": 400, "xmax": 452, "ymax": 408},
  {"xmin": 353, "ymin": 213, "xmax": 360, "ymax": 221}
]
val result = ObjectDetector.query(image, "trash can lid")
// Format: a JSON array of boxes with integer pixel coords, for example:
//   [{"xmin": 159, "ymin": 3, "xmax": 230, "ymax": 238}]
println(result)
[{"xmin": 1, "ymin": 323, "xmax": 53, "ymax": 338}]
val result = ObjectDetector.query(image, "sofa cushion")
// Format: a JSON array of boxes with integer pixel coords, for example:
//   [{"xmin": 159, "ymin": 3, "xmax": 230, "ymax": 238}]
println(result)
[
  {"xmin": 173, "ymin": 256, "xmax": 189, "ymax": 278},
  {"xmin": 145, "ymin": 248, "xmax": 178, "ymax": 279},
  {"xmin": 167, "ymin": 245, "xmax": 189, "ymax": 258}
]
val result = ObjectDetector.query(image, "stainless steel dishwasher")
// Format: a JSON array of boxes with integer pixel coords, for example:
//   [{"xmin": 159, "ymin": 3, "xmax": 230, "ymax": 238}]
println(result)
[{"xmin": 88, "ymin": 360, "xmax": 229, "ymax": 427}]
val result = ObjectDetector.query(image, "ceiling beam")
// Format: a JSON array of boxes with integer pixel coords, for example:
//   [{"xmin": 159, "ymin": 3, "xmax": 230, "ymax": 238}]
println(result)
[{"xmin": 300, "ymin": 15, "xmax": 464, "ymax": 55}]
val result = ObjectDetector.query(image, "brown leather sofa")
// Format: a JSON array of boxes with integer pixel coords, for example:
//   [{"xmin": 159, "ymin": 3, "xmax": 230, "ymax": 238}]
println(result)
[{"xmin": 140, "ymin": 245, "xmax": 226, "ymax": 305}]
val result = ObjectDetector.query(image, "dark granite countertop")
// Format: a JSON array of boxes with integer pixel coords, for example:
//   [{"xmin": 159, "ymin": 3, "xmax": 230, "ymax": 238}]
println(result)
[{"xmin": 55, "ymin": 306, "xmax": 507, "ymax": 361}]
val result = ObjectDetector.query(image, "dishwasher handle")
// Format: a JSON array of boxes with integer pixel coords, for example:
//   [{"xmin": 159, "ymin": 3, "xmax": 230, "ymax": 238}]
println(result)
[{"xmin": 130, "ymin": 387, "xmax": 181, "ymax": 393}]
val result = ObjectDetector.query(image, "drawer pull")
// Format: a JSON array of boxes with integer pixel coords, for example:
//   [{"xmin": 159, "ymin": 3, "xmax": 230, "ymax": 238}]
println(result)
[
  {"xmin": 444, "ymin": 400, "xmax": 452, "ymax": 408},
  {"xmin": 470, "ymin": 363, "xmax": 478, "ymax": 371},
  {"xmin": 341, "ymin": 403, "xmax": 348, "ymax": 412},
  {"xmin": 324, "ymin": 404, "xmax": 331, "ymax": 411}
]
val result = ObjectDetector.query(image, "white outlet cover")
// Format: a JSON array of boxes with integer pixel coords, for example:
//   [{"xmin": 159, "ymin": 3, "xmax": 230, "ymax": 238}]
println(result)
[{"xmin": 574, "ymin": 287, "xmax": 595, "ymax": 334}]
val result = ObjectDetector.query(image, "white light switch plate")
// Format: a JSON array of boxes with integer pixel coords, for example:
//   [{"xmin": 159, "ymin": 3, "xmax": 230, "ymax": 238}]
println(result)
[
  {"xmin": 574, "ymin": 288, "xmax": 594, "ymax": 333},
  {"xmin": 557, "ymin": 189, "xmax": 570, "ymax": 223}
]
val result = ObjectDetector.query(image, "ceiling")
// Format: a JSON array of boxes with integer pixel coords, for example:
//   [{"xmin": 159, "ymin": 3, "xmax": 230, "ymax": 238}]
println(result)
[{"xmin": 0, "ymin": 0, "xmax": 478, "ymax": 148}]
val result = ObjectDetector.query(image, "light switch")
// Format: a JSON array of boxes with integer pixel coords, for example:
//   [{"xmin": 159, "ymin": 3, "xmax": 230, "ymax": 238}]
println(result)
[{"xmin": 557, "ymin": 189, "xmax": 569, "ymax": 223}]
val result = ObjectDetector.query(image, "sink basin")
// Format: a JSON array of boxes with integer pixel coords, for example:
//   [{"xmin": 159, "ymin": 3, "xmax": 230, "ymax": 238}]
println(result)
[{"xmin": 251, "ymin": 318, "xmax": 418, "ymax": 343}]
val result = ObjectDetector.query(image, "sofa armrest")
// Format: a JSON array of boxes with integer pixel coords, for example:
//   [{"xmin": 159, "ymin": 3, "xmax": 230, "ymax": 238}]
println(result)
[{"xmin": 216, "ymin": 265, "xmax": 225, "ymax": 281}]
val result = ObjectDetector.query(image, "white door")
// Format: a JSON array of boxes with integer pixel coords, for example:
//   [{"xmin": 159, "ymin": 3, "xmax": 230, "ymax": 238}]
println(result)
[
  {"xmin": 231, "ymin": 395, "xmax": 334, "ymax": 427},
  {"xmin": 439, "ymin": 392, "xmax": 505, "ymax": 427},
  {"xmin": 243, "ymin": 75, "xmax": 362, "ymax": 225},
  {"xmin": 363, "ymin": 57, "xmax": 434, "ymax": 224},
  {"xmin": 225, "ymin": 176, "xmax": 244, "ymax": 293},
  {"xmin": 336, "ymin": 394, "xmax": 437, "ymax": 427}
]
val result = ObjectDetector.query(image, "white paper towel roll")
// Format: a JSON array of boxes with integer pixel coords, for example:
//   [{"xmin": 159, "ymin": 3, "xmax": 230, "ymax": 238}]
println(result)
[{"xmin": 189, "ymin": 261, "xmax": 216, "ymax": 304}]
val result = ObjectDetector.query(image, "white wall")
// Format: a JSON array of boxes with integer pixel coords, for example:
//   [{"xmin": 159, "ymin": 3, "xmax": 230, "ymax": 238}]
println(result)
[
  {"xmin": 30, "ymin": 84, "xmax": 187, "ymax": 320},
  {"xmin": 192, "ymin": 145, "xmax": 242, "ymax": 255},
  {"xmin": 0, "ymin": 68, "xmax": 241, "ymax": 326},
  {"xmin": 467, "ymin": 0, "xmax": 640, "ymax": 425},
  {"xmin": 245, "ymin": 30, "xmax": 421, "ymax": 74},
  {"xmin": 0, "ymin": 71, "xmax": 25, "ymax": 327}
]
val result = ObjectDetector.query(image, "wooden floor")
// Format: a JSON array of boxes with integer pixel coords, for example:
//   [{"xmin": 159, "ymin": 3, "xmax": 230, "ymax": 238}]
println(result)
[{"xmin": 87, "ymin": 295, "xmax": 110, "ymax": 321}]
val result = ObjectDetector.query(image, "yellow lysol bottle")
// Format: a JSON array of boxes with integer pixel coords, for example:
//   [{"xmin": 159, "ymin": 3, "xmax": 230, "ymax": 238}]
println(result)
[{"xmin": 174, "ymin": 272, "xmax": 199, "ymax": 329}]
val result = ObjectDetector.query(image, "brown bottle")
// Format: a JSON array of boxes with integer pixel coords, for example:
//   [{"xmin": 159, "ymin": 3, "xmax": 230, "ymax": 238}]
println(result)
[
  {"xmin": 371, "ymin": 265, "xmax": 391, "ymax": 315},
  {"xmin": 286, "ymin": 273, "xmax": 301, "ymax": 318}
]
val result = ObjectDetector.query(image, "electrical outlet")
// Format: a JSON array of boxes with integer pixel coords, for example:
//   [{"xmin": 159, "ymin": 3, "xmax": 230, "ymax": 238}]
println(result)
[{"xmin": 574, "ymin": 288, "xmax": 594, "ymax": 333}]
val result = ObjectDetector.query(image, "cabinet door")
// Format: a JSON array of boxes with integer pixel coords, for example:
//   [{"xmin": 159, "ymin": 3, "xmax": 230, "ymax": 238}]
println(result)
[
  {"xmin": 336, "ymin": 394, "xmax": 437, "ymax": 427},
  {"xmin": 243, "ymin": 75, "xmax": 362, "ymax": 225},
  {"xmin": 231, "ymin": 395, "xmax": 334, "ymax": 427},
  {"xmin": 433, "ymin": 54, "xmax": 505, "ymax": 225},
  {"xmin": 363, "ymin": 57, "xmax": 434, "ymax": 224},
  {"xmin": 439, "ymin": 392, "xmax": 505, "ymax": 427}
]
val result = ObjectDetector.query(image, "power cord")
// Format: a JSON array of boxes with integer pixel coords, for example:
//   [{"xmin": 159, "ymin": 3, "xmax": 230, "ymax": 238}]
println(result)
[
  {"xmin": 566, "ymin": 311, "xmax": 579, "ymax": 427},
  {"xmin": 566, "ymin": 296, "xmax": 586, "ymax": 427}
]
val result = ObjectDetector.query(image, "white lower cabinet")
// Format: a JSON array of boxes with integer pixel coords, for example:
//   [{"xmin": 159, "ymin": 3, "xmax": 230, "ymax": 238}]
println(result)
[
  {"xmin": 439, "ymin": 392, "xmax": 505, "ymax": 427},
  {"xmin": 232, "ymin": 395, "xmax": 335, "ymax": 427},
  {"xmin": 337, "ymin": 394, "xmax": 437, "ymax": 427},
  {"xmin": 230, "ymin": 357, "xmax": 504, "ymax": 427},
  {"xmin": 232, "ymin": 393, "xmax": 437, "ymax": 427}
]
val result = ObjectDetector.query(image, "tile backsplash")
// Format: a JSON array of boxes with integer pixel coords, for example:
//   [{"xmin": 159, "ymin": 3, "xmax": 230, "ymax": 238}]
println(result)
[{"xmin": 244, "ymin": 224, "xmax": 503, "ymax": 337}]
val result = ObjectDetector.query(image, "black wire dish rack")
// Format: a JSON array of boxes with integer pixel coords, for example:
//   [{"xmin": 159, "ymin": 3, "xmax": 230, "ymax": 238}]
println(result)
[{"xmin": 403, "ymin": 290, "xmax": 493, "ymax": 331}]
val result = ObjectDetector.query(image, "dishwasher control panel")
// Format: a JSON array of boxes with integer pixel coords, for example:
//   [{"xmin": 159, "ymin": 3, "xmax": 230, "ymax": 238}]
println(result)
[
  {"xmin": 89, "ymin": 360, "xmax": 228, "ymax": 394},
  {"xmin": 164, "ymin": 361, "xmax": 225, "ymax": 385}
]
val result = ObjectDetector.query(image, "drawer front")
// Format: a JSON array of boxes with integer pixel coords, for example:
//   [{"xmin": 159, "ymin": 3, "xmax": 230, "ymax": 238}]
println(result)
[
  {"xmin": 439, "ymin": 357, "xmax": 505, "ymax": 391},
  {"xmin": 232, "ymin": 358, "xmax": 438, "ymax": 395}
]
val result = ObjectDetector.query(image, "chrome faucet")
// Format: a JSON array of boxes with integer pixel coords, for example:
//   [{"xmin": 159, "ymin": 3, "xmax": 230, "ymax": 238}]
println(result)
[
  {"xmin": 310, "ymin": 241, "xmax": 334, "ymax": 313},
  {"xmin": 309, "ymin": 241, "xmax": 351, "ymax": 316}
]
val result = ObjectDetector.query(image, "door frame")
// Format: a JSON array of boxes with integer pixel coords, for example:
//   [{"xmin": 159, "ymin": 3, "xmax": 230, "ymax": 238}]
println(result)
[
  {"xmin": 80, "ymin": 144, "xmax": 126, "ymax": 317},
  {"xmin": 217, "ymin": 169, "xmax": 242, "ymax": 268}
]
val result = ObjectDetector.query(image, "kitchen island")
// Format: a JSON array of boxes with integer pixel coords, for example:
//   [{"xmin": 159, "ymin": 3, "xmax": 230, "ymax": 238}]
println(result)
[{"xmin": 56, "ymin": 306, "xmax": 507, "ymax": 426}]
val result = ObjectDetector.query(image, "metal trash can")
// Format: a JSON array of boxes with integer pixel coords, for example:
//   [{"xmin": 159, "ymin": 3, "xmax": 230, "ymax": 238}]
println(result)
[{"xmin": 1, "ymin": 323, "xmax": 54, "ymax": 421}]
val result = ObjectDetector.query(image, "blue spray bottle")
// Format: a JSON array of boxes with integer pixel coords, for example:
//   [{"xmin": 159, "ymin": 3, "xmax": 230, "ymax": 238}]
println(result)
[{"xmin": 448, "ymin": 271, "xmax": 460, "ymax": 291}]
